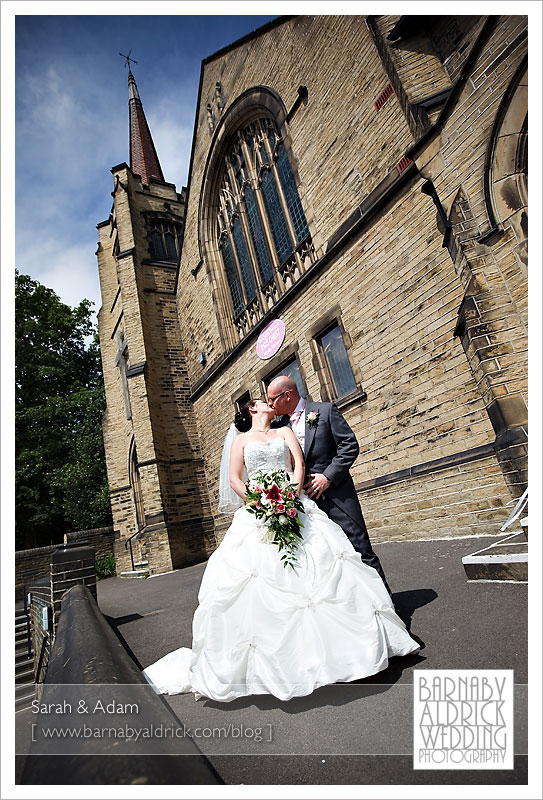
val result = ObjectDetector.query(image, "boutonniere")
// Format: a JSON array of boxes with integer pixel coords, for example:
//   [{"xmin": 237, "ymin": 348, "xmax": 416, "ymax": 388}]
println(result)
[{"xmin": 306, "ymin": 411, "xmax": 319, "ymax": 427}]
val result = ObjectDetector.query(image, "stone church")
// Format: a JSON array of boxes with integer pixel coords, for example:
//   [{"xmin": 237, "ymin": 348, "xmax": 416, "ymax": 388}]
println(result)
[{"xmin": 95, "ymin": 15, "xmax": 528, "ymax": 576}]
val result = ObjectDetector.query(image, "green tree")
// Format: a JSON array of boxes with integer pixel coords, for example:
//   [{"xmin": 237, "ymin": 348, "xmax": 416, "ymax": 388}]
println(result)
[{"xmin": 15, "ymin": 270, "xmax": 112, "ymax": 549}]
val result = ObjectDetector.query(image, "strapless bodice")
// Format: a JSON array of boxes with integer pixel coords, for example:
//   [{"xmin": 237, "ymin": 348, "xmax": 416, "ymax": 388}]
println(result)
[{"xmin": 244, "ymin": 438, "xmax": 292, "ymax": 477}]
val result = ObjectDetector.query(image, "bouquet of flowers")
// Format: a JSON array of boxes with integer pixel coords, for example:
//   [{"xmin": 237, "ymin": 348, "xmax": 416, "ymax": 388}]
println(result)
[{"xmin": 244, "ymin": 469, "xmax": 305, "ymax": 569}]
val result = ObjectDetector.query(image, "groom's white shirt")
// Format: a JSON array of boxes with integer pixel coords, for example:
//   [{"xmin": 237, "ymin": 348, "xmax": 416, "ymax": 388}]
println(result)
[{"xmin": 289, "ymin": 398, "xmax": 306, "ymax": 450}]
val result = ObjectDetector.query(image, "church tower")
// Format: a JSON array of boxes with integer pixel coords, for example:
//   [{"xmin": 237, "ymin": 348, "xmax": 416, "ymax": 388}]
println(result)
[{"xmin": 96, "ymin": 67, "xmax": 215, "ymax": 576}]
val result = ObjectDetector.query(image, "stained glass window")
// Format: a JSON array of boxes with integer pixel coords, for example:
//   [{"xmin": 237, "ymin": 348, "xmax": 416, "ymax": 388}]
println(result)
[
  {"xmin": 165, "ymin": 232, "xmax": 177, "ymax": 261},
  {"xmin": 261, "ymin": 169, "xmax": 292, "ymax": 265},
  {"xmin": 276, "ymin": 144, "xmax": 310, "ymax": 244},
  {"xmin": 221, "ymin": 236, "xmax": 244, "ymax": 318},
  {"xmin": 151, "ymin": 230, "xmax": 164, "ymax": 260},
  {"xmin": 232, "ymin": 218, "xmax": 256, "ymax": 302},
  {"xmin": 216, "ymin": 117, "xmax": 310, "ymax": 328},
  {"xmin": 245, "ymin": 185, "xmax": 273, "ymax": 283}
]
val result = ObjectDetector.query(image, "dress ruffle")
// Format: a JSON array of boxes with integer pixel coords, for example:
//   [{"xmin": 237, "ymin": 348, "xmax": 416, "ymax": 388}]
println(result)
[{"xmin": 143, "ymin": 495, "xmax": 419, "ymax": 702}]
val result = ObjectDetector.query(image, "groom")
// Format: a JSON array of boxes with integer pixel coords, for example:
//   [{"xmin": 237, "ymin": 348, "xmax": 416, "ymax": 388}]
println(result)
[{"xmin": 268, "ymin": 375, "xmax": 392, "ymax": 595}]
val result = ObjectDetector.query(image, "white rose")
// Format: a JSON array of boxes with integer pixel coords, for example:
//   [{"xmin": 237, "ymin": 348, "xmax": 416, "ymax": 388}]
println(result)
[{"xmin": 279, "ymin": 515, "xmax": 288, "ymax": 525}]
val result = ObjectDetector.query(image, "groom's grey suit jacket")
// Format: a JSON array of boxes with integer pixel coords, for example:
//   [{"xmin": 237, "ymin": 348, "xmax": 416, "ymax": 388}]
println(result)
[{"xmin": 274, "ymin": 401, "xmax": 389, "ymax": 589}]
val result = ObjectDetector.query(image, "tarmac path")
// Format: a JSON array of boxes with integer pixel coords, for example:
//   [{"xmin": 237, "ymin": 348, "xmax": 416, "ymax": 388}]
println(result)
[{"xmin": 97, "ymin": 534, "xmax": 528, "ymax": 785}]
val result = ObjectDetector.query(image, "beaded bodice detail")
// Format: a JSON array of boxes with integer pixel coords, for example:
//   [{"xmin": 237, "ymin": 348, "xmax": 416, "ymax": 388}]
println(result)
[{"xmin": 244, "ymin": 439, "xmax": 292, "ymax": 478}]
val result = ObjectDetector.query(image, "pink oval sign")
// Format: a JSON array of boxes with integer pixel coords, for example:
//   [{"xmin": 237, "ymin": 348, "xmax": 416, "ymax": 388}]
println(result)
[{"xmin": 256, "ymin": 319, "xmax": 286, "ymax": 360}]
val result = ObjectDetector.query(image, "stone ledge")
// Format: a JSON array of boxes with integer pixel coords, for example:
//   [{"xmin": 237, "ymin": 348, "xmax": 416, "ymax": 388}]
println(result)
[
  {"xmin": 20, "ymin": 584, "xmax": 221, "ymax": 785},
  {"xmin": 357, "ymin": 442, "xmax": 496, "ymax": 493}
]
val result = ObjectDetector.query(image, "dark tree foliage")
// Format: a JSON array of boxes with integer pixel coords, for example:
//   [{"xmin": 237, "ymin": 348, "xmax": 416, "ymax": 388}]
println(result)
[{"xmin": 15, "ymin": 271, "xmax": 112, "ymax": 550}]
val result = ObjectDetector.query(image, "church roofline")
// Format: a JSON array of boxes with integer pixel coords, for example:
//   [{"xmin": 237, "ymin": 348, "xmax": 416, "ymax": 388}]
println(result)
[
  {"xmin": 110, "ymin": 161, "xmax": 180, "ymax": 192},
  {"xmin": 177, "ymin": 17, "xmax": 290, "ymax": 299},
  {"xmin": 202, "ymin": 15, "xmax": 291, "ymax": 66}
]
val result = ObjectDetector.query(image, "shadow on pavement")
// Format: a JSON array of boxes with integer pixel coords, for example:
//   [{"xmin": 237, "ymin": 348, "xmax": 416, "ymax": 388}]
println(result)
[
  {"xmin": 201, "ymin": 681, "xmax": 390, "ymax": 714},
  {"xmin": 392, "ymin": 587, "xmax": 438, "ymax": 630},
  {"xmin": 199, "ymin": 650, "xmax": 426, "ymax": 715}
]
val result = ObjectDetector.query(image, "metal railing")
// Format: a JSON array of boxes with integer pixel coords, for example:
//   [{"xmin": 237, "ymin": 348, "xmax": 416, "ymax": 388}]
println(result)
[
  {"xmin": 22, "ymin": 585, "xmax": 32, "ymax": 659},
  {"xmin": 124, "ymin": 523, "xmax": 146, "ymax": 570},
  {"xmin": 500, "ymin": 487, "xmax": 528, "ymax": 532}
]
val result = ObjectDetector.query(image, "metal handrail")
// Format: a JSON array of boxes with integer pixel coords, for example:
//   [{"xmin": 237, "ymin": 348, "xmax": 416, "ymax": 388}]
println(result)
[
  {"xmin": 22, "ymin": 584, "xmax": 32, "ymax": 659},
  {"xmin": 124, "ymin": 523, "xmax": 146, "ymax": 570},
  {"xmin": 500, "ymin": 487, "xmax": 528, "ymax": 532},
  {"xmin": 34, "ymin": 633, "xmax": 49, "ymax": 684}
]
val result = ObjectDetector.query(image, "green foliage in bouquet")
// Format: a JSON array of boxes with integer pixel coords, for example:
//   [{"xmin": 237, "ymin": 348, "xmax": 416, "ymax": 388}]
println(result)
[{"xmin": 245, "ymin": 469, "xmax": 305, "ymax": 569}]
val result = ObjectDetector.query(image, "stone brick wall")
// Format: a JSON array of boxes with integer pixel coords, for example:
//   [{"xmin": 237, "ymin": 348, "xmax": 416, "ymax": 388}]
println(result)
[
  {"xmin": 178, "ymin": 14, "xmax": 417, "ymax": 390},
  {"xmin": 16, "ymin": 527, "xmax": 114, "ymax": 598},
  {"xmin": 186, "ymin": 173, "xmax": 512, "ymax": 543},
  {"xmin": 359, "ymin": 454, "xmax": 512, "ymax": 543},
  {"xmin": 96, "ymin": 15, "xmax": 528, "ymax": 572},
  {"xmin": 374, "ymin": 15, "xmax": 453, "ymax": 104},
  {"xmin": 97, "ymin": 164, "xmax": 214, "ymax": 573},
  {"xmin": 175, "ymin": 15, "xmax": 527, "ymax": 549},
  {"xmin": 27, "ymin": 545, "xmax": 98, "ymax": 692},
  {"xmin": 409, "ymin": 15, "xmax": 528, "ymax": 500},
  {"xmin": 50, "ymin": 545, "xmax": 96, "ymax": 632}
]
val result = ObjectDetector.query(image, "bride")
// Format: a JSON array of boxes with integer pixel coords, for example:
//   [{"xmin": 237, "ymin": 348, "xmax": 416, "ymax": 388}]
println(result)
[{"xmin": 143, "ymin": 398, "xmax": 420, "ymax": 702}]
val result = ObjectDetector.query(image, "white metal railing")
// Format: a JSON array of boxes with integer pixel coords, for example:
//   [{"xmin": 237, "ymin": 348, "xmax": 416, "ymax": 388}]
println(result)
[{"xmin": 500, "ymin": 487, "xmax": 528, "ymax": 532}]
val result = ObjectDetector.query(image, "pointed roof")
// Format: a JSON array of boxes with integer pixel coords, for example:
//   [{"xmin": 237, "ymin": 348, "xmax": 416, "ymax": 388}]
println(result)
[{"xmin": 128, "ymin": 69, "xmax": 164, "ymax": 185}]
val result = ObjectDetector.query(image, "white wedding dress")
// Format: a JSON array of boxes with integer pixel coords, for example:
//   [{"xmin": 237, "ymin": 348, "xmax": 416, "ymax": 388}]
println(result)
[{"xmin": 143, "ymin": 439, "xmax": 419, "ymax": 702}]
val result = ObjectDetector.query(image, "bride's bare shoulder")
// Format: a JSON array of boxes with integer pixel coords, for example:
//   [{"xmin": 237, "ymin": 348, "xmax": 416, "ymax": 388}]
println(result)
[{"xmin": 232, "ymin": 431, "xmax": 249, "ymax": 450}]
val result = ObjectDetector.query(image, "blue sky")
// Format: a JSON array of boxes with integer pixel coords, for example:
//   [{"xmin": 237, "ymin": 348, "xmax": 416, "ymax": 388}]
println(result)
[
  {"xmin": 6, "ymin": 1, "xmax": 542, "ymax": 330},
  {"xmin": 12, "ymin": 10, "xmax": 278, "ymax": 321}
]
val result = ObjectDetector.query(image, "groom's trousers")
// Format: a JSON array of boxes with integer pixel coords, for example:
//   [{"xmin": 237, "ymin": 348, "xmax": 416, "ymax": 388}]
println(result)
[{"xmin": 316, "ymin": 490, "xmax": 393, "ymax": 597}]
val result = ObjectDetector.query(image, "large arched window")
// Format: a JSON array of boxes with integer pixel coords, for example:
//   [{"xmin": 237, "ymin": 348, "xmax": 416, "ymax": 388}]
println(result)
[
  {"xmin": 214, "ymin": 116, "xmax": 316, "ymax": 338},
  {"xmin": 484, "ymin": 60, "xmax": 527, "ymax": 240}
]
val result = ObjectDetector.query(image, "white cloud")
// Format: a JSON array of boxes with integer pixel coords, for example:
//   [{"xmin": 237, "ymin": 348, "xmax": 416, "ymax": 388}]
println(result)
[
  {"xmin": 16, "ymin": 231, "xmax": 103, "ymax": 323},
  {"xmin": 149, "ymin": 113, "xmax": 193, "ymax": 189},
  {"xmin": 15, "ymin": 58, "xmax": 126, "ymax": 320}
]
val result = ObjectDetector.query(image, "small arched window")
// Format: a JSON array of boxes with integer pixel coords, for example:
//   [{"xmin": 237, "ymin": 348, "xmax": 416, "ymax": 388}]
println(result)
[
  {"xmin": 216, "ymin": 117, "xmax": 315, "ymax": 338},
  {"xmin": 128, "ymin": 439, "xmax": 145, "ymax": 530},
  {"xmin": 149, "ymin": 220, "xmax": 182, "ymax": 262}
]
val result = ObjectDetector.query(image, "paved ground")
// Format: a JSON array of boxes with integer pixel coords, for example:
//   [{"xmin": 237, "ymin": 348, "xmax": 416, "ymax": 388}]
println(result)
[{"xmin": 95, "ymin": 534, "xmax": 528, "ymax": 785}]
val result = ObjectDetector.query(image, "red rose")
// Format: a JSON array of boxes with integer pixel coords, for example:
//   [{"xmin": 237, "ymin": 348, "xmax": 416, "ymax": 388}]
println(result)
[
  {"xmin": 287, "ymin": 507, "xmax": 297, "ymax": 518},
  {"xmin": 276, "ymin": 503, "xmax": 285, "ymax": 513}
]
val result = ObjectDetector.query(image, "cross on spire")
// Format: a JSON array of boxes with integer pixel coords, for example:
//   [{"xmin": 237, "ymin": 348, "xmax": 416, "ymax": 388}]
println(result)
[{"xmin": 120, "ymin": 50, "xmax": 138, "ymax": 71}]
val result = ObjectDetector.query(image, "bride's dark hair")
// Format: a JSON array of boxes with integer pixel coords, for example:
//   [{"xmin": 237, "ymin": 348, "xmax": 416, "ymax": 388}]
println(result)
[{"xmin": 234, "ymin": 399, "xmax": 257, "ymax": 433}]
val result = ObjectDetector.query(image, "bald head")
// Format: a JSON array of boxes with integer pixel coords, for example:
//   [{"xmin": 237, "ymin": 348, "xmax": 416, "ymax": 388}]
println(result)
[{"xmin": 267, "ymin": 375, "xmax": 300, "ymax": 416}]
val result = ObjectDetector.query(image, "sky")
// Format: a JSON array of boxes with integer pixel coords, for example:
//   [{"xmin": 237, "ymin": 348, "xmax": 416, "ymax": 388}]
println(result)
[
  {"xmin": 7, "ymin": 1, "xmax": 542, "ymax": 325},
  {"xmin": 10, "ymin": 7, "xmax": 279, "ymax": 321}
]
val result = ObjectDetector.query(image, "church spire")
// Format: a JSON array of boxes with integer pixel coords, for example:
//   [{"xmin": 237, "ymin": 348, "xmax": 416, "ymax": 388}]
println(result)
[{"xmin": 127, "ymin": 68, "xmax": 164, "ymax": 185}]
